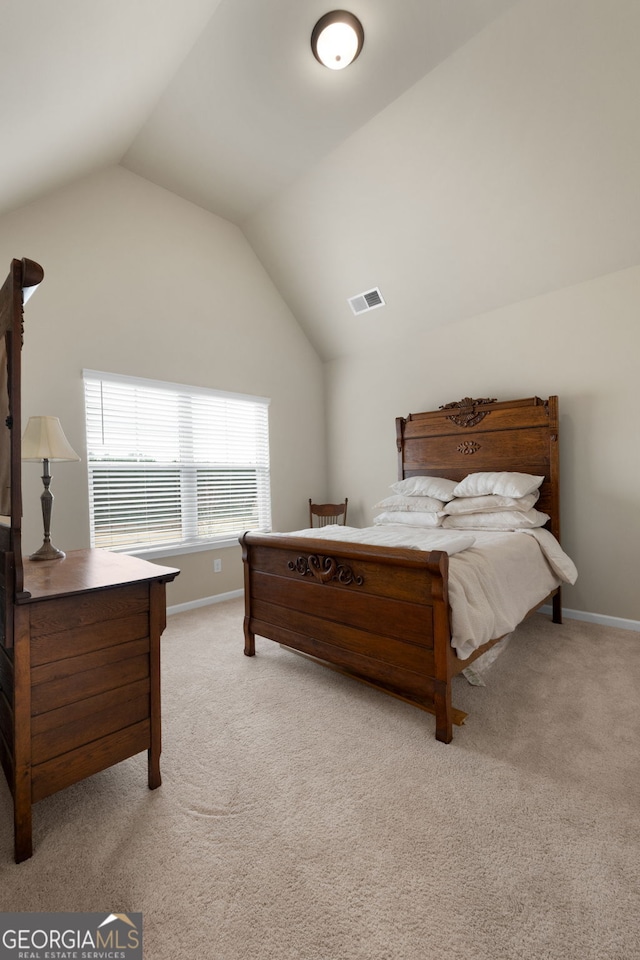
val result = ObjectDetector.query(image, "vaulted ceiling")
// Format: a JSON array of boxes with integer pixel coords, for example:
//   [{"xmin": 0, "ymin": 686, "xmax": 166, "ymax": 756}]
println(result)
[
  {"xmin": 4, "ymin": 1, "xmax": 639, "ymax": 363},
  {"xmin": 1, "ymin": 0, "xmax": 517, "ymax": 224}
]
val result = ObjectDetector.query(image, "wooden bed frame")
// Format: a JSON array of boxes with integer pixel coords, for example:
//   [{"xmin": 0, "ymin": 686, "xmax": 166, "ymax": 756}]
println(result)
[{"xmin": 241, "ymin": 395, "xmax": 562, "ymax": 743}]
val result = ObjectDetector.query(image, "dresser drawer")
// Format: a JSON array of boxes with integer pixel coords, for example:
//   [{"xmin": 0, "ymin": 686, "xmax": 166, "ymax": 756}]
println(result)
[
  {"xmin": 31, "ymin": 611, "xmax": 149, "ymax": 666},
  {"xmin": 28, "ymin": 582, "xmax": 150, "ymax": 637}
]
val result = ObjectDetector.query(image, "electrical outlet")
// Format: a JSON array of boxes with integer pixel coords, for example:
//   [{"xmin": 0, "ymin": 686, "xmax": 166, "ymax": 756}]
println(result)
[{"xmin": 214, "ymin": 558, "xmax": 222, "ymax": 573}]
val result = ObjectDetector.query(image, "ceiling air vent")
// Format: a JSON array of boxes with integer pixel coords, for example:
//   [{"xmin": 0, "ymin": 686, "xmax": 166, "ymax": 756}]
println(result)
[{"xmin": 348, "ymin": 287, "xmax": 385, "ymax": 315}]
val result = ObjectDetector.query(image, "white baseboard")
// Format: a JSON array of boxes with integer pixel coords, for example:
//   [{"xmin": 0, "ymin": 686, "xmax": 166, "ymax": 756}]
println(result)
[
  {"xmin": 540, "ymin": 604, "xmax": 640, "ymax": 633},
  {"xmin": 167, "ymin": 589, "xmax": 244, "ymax": 616},
  {"xmin": 168, "ymin": 591, "xmax": 640, "ymax": 634}
]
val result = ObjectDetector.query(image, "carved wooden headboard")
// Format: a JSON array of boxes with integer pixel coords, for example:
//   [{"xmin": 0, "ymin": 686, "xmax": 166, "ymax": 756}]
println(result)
[
  {"xmin": 396, "ymin": 396, "xmax": 560, "ymax": 542},
  {"xmin": 0, "ymin": 257, "xmax": 45, "ymax": 600}
]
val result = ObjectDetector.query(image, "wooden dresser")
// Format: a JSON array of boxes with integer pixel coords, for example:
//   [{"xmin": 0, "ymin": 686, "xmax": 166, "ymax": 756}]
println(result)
[
  {"xmin": 0, "ymin": 257, "xmax": 180, "ymax": 861},
  {"xmin": 2, "ymin": 549, "xmax": 179, "ymax": 862}
]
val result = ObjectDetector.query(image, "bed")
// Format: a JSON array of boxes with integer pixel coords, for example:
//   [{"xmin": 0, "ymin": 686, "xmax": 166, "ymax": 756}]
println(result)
[{"xmin": 240, "ymin": 395, "xmax": 576, "ymax": 743}]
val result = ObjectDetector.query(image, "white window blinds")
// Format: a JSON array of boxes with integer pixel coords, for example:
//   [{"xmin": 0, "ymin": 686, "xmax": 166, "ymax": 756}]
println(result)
[{"xmin": 83, "ymin": 371, "xmax": 271, "ymax": 553}]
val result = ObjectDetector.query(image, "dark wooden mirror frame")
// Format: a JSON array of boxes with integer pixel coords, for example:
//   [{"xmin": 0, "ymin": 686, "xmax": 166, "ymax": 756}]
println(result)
[{"xmin": 0, "ymin": 258, "xmax": 45, "ymax": 618}]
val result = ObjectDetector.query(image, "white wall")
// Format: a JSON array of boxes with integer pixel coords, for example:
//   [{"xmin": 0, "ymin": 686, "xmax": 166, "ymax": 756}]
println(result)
[
  {"xmin": 246, "ymin": 0, "xmax": 640, "ymax": 364},
  {"xmin": 323, "ymin": 264, "xmax": 640, "ymax": 622},
  {"xmin": 2, "ymin": 0, "xmax": 638, "ymax": 622},
  {"xmin": 0, "ymin": 166, "xmax": 326, "ymax": 606},
  {"xmin": 243, "ymin": 0, "xmax": 640, "ymax": 623}
]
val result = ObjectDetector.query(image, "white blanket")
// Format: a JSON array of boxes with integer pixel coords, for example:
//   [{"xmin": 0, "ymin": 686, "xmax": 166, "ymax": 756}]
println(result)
[
  {"xmin": 282, "ymin": 524, "xmax": 476, "ymax": 556},
  {"xmin": 446, "ymin": 529, "xmax": 576, "ymax": 658},
  {"xmin": 276, "ymin": 524, "xmax": 577, "ymax": 660}
]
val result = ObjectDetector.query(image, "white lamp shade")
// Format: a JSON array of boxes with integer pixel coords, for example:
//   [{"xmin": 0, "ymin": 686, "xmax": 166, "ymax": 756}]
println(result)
[
  {"xmin": 312, "ymin": 12, "xmax": 364, "ymax": 70},
  {"xmin": 22, "ymin": 416, "xmax": 80, "ymax": 462}
]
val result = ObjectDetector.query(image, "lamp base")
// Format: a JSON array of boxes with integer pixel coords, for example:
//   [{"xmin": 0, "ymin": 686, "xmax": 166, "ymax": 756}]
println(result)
[{"xmin": 29, "ymin": 542, "xmax": 66, "ymax": 561}]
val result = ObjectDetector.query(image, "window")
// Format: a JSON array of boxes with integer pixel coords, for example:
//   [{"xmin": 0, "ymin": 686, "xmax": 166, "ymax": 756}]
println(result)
[{"xmin": 83, "ymin": 370, "xmax": 271, "ymax": 555}]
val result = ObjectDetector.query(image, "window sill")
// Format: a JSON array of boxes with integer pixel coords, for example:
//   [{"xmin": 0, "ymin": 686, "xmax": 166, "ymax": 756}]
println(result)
[{"xmin": 113, "ymin": 537, "xmax": 244, "ymax": 561}]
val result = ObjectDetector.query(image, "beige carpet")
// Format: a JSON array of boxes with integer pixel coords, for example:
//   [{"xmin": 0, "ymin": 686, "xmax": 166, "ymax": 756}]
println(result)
[{"xmin": 2, "ymin": 599, "xmax": 639, "ymax": 960}]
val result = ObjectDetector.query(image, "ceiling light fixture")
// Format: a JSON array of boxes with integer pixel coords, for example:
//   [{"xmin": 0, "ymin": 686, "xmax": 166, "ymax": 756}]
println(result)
[{"xmin": 311, "ymin": 11, "xmax": 364, "ymax": 70}]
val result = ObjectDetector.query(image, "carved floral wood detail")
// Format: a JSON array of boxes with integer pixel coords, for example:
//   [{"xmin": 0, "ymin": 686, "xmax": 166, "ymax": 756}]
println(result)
[
  {"xmin": 288, "ymin": 555, "xmax": 364, "ymax": 586},
  {"xmin": 457, "ymin": 440, "xmax": 481, "ymax": 455},
  {"xmin": 439, "ymin": 396, "xmax": 497, "ymax": 428}
]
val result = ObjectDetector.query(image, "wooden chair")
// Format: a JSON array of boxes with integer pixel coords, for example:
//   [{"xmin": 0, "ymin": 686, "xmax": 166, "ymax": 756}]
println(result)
[{"xmin": 308, "ymin": 498, "xmax": 348, "ymax": 527}]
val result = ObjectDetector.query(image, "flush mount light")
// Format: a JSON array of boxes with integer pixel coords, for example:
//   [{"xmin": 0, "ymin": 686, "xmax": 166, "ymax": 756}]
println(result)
[{"xmin": 311, "ymin": 11, "xmax": 364, "ymax": 70}]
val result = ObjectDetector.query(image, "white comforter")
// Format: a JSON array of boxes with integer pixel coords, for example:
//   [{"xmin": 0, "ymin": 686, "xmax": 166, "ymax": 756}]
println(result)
[{"xmin": 278, "ymin": 524, "xmax": 577, "ymax": 660}]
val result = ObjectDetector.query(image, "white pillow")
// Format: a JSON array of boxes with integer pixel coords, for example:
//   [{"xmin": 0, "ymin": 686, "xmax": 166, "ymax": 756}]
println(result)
[
  {"xmin": 452, "ymin": 472, "xmax": 544, "ymax": 499},
  {"xmin": 442, "ymin": 509, "xmax": 550, "ymax": 531},
  {"xmin": 444, "ymin": 491, "xmax": 539, "ymax": 515},
  {"xmin": 390, "ymin": 476, "xmax": 457, "ymax": 501},
  {"xmin": 373, "ymin": 511, "xmax": 443, "ymax": 528},
  {"xmin": 374, "ymin": 494, "xmax": 445, "ymax": 513}
]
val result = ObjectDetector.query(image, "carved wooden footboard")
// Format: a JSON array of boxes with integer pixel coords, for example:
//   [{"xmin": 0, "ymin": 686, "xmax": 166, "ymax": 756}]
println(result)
[{"xmin": 241, "ymin": 532, "xmax": 462, "ymax": 742}]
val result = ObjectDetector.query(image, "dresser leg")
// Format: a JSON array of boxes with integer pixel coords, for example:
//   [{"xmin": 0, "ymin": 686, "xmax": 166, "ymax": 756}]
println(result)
[
  {"xmin": 13, "ymin": 608, "xmax": 33, "ymax": 861},
  {"xmin": 148, "ymin": 581, "xmax": 163, "ymax": 790},
  {"xmin": 148, "ymin": 749, "xmax": 161, "ymax": 790},
  {"xmin": 14, "ymin": 774, "xmax": 33, "ymax": 863}
]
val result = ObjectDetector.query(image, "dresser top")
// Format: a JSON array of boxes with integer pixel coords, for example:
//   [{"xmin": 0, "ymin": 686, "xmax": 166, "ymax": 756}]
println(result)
[{"xmin": 20, "ymin": 548, "xmax": 179, "ymax": 602}]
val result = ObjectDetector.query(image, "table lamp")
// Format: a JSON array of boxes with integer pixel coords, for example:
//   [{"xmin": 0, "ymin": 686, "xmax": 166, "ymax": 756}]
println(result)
[{"xmin": 22, "ymin": 415, "xmax": 80, "ymax": 560}]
